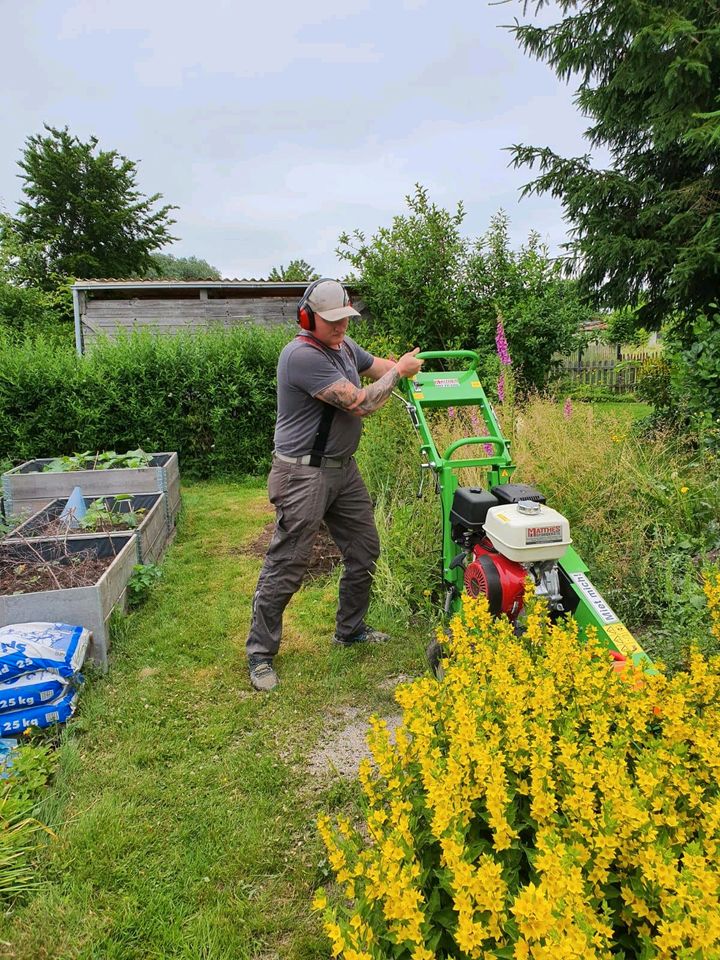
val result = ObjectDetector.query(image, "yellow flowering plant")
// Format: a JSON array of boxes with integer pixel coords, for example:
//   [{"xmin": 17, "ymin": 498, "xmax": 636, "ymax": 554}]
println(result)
[{"xmin": 316, "ymin": 576, "xmax": 720, "ymax": 959}]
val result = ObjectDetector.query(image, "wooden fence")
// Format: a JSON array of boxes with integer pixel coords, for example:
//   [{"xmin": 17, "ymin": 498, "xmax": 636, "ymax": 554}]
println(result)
[{"xmin": 557, "ymin": 352, "xmax": 657, "ymax": 394}]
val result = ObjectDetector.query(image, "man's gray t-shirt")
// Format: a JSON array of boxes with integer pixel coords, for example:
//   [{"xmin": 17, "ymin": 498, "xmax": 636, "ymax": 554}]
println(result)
[{"xmin": 274, "ymin": 334, "xmax": 374, "ymax": 459}]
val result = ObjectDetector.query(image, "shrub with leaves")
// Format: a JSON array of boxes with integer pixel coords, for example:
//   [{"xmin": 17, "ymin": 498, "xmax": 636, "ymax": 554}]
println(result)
[
  {"xmin": 316, "ymin": 583, "xmax": 720, "ymax": 958},
  {"xmin": 0, "ymin": 326, "xmax": 290, "ymax": 478},
  {"xmin": 127, "ymin": 563, "xmax": 162, "ymax": 608}
]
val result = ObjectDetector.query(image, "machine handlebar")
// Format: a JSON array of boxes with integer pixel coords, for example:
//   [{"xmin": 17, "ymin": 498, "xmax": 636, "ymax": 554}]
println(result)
[
  {"xmin": 443, "ymin": 436, "xmax": 505, "ymax": 460},
  {"xmin": 416, "ymin": 350, "xmax": 480, "ymax": 367}
]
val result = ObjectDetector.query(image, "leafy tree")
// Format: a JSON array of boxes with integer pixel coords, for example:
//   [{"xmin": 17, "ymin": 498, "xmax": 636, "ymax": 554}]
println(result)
[
  {"xmin": 0, "ymin": 236, "xmax": 72, "ymax": 342},
  {"xmin": 337, "ymin": 184, "xmax": 472, "ymax": 351},
  {"xmin": 604, "ymin": 306, "xmax": 648, "ymax": 348},
  {"xmin": 338, "ymin": 188, "xmax": 587, "ymax": 387},
  {"xmin": 674, "ymin": 309, "xmax": 720, "ymax": 438},
  {"xmin": 268, "ymin": 259, "xmax": 320, "ymax": 282},
  {"xmin": 146, "ymin": 253, "xmax": 221, "ymax": 280},
  {"xmin": 0, "ymin": 280, "xmax": 56, "ymax": 342},
  {"xmin": 508, "ymin": 1, "xmax": 720, "ymax": 345},
  {"xmin": 467, "ymin": 211, "xmax": 591, "ymax": 389},
  {"xmin": 1, "ymin": 125, "xmax": 177, "ymax": 288}
]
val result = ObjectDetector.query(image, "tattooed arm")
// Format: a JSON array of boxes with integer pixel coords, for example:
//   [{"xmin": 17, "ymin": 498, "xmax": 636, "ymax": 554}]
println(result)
[{"xmin": 315, "ymin": 348, "xmax": 424, "ymax": 418}]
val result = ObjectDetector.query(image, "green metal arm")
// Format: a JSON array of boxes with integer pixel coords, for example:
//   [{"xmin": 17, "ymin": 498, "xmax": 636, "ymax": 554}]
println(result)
[
  {"xmin": 416, "ymin": 350, "xmax": 481, "ymax": 366},
  {"xmin": 443, "ymin": 436, "xmax": 505, "ymax": 459}
]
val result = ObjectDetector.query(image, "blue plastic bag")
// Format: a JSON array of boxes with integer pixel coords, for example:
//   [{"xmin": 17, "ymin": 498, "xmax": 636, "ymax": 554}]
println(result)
[
  {"xmin": 0, "ymin": 686, "xmax": 79, "ymax": 735},
  {"xmin": 0, "ymin": 738, "xmax": 17, "ymax": 776},
  {"xmin": 0, "ymin": 623, "xmax": 90, "ymax": 682},
  {"xmin": 0, "ymin": 670, "xmax": 78, "ymax": 714}
]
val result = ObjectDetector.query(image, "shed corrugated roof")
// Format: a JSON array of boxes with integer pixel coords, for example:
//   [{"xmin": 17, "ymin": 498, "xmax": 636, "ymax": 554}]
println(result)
[{"xmin": 73, "ymin": 278, "xmax": 312, "ymax": 287}]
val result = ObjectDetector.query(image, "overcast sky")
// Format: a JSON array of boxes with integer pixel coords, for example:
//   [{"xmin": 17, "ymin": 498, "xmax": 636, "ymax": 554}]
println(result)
[{"xmin": 1, "ymin": 0, "xmax": 590, "ymax": 279}]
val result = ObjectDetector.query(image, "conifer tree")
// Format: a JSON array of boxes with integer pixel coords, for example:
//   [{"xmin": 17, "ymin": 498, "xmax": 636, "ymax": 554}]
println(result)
[{"xmin": 509, "ymin": 0, "xmax": 720, "ymax": 345}]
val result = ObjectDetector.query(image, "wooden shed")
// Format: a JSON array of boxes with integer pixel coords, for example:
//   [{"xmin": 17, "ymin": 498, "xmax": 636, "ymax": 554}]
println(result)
[{"xmin": 71, "ymin": 279, "xmax": 364, "ymax": 355}]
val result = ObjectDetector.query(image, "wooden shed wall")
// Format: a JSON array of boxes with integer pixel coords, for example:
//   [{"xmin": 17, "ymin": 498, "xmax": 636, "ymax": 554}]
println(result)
[{"xmin": 80, "ymin": 293, "xmax": 297, "ymax": 348}]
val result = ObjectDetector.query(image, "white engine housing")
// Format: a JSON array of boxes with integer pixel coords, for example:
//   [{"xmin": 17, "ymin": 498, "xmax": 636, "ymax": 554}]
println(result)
[{"xmin": 483, "ymin": 501, "xmax": 572, "ymax": 563}]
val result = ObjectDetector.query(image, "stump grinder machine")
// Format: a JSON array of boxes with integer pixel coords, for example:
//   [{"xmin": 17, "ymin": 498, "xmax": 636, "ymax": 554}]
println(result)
[{"xmin": 398, "ymin": 350, "xmax": 652, "ymax": 674}]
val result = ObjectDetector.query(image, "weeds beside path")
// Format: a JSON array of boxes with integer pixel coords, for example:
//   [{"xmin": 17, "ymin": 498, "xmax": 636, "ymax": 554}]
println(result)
[{"xmin": 0, "ymin": 481, "xmax": 428, "ymax": 960}]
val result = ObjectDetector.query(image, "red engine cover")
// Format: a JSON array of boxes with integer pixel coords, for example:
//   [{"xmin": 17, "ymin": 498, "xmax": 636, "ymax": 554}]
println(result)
[{"xmin": 464, "ymin": 543, "xmax": 526, "ymax": 619}]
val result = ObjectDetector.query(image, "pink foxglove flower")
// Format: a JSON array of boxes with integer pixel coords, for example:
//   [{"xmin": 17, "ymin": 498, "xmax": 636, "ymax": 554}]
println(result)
[
  {"xmin": 484, "ymin": 443, "xmax": 495, "ymax": 456},
  {"xmin": 447, "ymin": 407, "xmax": 456, "ymax": 419},
  {"xmin": 497, "ymin": 373, "xmax": 505, "ymax": 403},
  {"xmin": 563, "ymin": 397, "xmax": 573, "ymax": 420},
  {"xmin": 495, "ymin": 317, "xmax": 512, "ymax": 366}
]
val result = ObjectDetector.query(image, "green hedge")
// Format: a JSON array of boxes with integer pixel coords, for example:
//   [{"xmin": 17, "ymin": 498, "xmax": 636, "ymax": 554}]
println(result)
[{"xmin": 0, "ymin": 327, "xmax": 292, "ymax": 478}]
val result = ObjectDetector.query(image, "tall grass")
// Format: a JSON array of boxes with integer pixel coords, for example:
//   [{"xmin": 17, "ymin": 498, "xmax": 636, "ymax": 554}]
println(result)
[
  {"xmin": 510, "ymin": 399, "xmax": 720, "ymax": 667},
  {"xmin": 359, "ymin": 395, "xmax": 720, "ymax": 669},
  {"xmin": 357, "ymin": 400, "xmax": 440, "ymax": 627}
]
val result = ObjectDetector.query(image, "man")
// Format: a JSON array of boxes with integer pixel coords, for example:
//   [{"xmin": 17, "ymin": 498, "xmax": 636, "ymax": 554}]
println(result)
[{"xmin": 246, "ymin": 278, "xmax": 424, "ymax": 692}]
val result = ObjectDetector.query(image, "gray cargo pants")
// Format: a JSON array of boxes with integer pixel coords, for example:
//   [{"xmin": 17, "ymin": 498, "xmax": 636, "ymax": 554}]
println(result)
[{"xmin": 246, "ymin": 457, "xmax": 381, "ymax": 660}]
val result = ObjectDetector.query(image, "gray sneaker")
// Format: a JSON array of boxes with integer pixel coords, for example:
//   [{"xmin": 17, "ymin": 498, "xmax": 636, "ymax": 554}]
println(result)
[
  {"xmin": 249, "ymin": 658, "xmax": 279, "ymax": 692},
  {"xmin": 333, "ymin": 626, "xmax": 391, "ymax": 647}
]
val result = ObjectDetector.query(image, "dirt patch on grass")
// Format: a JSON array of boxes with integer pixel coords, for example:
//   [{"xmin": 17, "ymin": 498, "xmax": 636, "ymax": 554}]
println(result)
[
  {"xmin": 244, "ymin": 521, "xmax": 342, "ymax": 579},
  {"xmin": 377, "ymin": 673, "xmax": 415, "ymax": 691},
  {"xmin": 307, "ymin": 706, "xmax": 403, "ymax": 780}
]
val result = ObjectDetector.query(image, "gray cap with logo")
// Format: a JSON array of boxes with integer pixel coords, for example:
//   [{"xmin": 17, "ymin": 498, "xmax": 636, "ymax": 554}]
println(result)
[{"xmin": 306, "ymin": 279, "xmax": 361, "ymax": 323}]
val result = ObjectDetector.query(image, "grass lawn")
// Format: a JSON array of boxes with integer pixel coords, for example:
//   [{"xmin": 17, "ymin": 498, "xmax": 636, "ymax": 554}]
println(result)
[
  {"xmin": 1, "ymin": 481, "xmax": 430, "ymax": 960},
  {"xmin": 588, "ymin": 400, "xmax": 652, "ymax": 420}
]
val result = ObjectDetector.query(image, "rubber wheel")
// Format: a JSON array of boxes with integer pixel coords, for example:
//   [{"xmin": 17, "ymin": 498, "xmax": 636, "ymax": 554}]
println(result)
[{"xmin": 426, "ymin": 639, "xmax": 447, "ymax": 680}]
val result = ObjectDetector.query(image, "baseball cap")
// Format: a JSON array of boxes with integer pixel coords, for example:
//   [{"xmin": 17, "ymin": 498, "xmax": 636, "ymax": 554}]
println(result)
[{"xmin": 306, "ymin": 279, "xmax": 361, "ymax": 323}]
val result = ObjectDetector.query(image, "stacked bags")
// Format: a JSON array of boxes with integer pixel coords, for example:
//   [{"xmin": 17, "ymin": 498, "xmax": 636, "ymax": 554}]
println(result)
[{"xmin": 0, "ymin": 623, "xmax": 88, "ymax": 734}]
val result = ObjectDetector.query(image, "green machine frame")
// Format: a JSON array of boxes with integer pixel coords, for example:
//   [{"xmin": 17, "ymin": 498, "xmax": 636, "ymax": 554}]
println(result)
[{"xmin": 399, "ymin": 350, "xmax": 652, "ymax": 669}]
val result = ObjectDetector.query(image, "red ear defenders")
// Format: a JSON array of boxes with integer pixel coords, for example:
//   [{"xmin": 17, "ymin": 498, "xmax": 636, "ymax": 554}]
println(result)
[{"xmin": 296, "ymin": 279, "xmax": 353, "ymax": 331}]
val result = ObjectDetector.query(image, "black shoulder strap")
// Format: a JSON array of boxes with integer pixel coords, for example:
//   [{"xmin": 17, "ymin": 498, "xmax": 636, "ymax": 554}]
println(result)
[
  {"xmin": 296, "ymin": 335, "xmax": 338, "ymax": 466},
  {"xmin": 309, "ymin": 404, "xmax": 336, "ymax": 467}
]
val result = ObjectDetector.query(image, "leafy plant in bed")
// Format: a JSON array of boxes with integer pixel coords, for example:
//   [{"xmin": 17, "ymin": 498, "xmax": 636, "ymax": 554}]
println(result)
[
  {"xmin": 26, "ymin": 496, "xmax": 146, "ymax": 538},
  {"xmin": 41, "ymin": 450, "xmax": 152, "ymax": 472}
]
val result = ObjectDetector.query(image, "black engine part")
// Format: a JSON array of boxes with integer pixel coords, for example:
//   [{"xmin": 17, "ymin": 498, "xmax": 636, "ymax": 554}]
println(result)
[
  {"xmin": 450, "ymin": 487, "xmax": 499, "ymax": 540},
  {"xmin": 490, "ymin": 483, "xmax": 546, "ymax": 505}
]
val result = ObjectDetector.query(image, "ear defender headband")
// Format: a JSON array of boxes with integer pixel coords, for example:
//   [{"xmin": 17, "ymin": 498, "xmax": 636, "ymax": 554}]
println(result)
[
  {"xmin": 296, "ymin": 278, "xmax": 324, "ymax": 331},
  {"xmin": 296, "ymin": 279, "xmax": 353, "ymax": 331}
]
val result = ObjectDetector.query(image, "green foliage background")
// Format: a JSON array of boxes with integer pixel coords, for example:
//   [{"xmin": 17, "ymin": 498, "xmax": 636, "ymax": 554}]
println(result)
[
  {"xmin": 268, "ymin": 259, "xmax": 320, "ymax": 282},
  {"xmin": 0, "ymin": 327, "xmax": 291, "ymax": 478},
  {"xmin": 339, "ymin": 187, "xmax": 591, "ymax": 391},
  {"xmin": 145, "ymin": 253, "xmax": 221, "ymax": 281}
]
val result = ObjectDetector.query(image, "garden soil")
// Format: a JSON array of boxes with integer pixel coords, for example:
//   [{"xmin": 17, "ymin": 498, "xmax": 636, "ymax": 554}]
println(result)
[
  {"xmin": 0, "ymin": 546, "xmax": 111, "ymax": 593},
  {"xmin": 247, "ymin": 521, "xmax": 342, "ymax": 578}
]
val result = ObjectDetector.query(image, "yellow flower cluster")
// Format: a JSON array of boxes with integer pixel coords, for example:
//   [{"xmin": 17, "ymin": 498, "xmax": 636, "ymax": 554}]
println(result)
[
  {"xmin": 704, "ymin": 568, "xmax": 720, "ymax": 642},
  {"xmin": 315, "ymin": 588, "xmax": 720, "ymax": 958}
]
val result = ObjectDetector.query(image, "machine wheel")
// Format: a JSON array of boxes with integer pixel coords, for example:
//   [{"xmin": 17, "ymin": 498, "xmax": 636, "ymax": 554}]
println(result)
[{"xmin": 426, "ymin": 639, "xmax": 448, "ymax": 680}]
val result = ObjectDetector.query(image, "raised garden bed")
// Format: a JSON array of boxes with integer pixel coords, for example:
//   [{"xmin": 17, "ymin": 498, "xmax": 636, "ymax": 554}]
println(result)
[
  {"xmin": 0, "ymin": 533, "xmax": 137, "ymax": 669},
  {"xmin": 4, "ymin": 493, "xmax": 170, "ymax": 565},
  {"xmin": 2, "ymin": 452, "xmax": 180, "ymax": 529}
]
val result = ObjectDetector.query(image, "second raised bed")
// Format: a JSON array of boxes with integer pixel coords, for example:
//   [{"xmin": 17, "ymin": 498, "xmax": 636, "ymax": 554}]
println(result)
[
  {"xmin": 3, "ymin": 493, "xmax": 169, "ymax": 565},
  {"xmin": 0, "ymin": 533, "xmax": 137, "ymax": 669},
  {"xmin": 2, "ymin": 452, "xmax": 180, "ymax": 529}
]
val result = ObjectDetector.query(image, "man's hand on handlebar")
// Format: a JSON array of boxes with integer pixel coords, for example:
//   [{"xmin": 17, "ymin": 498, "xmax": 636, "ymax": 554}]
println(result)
[{"xmin": 396, "ymin": 348, "xmax": 424, "ymax": 379}]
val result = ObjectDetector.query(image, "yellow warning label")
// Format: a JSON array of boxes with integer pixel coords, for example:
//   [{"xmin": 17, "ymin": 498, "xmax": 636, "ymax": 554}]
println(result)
[
  {"xmin": 501, "ymin": 470, "xmax": 510, "ymax": 478},
  {"xmin": 413, "ymin": 392, "xmax": 424, "ymax": 399},
  {"xmin": 496, "ymin": 513, "xmax": 510, "ymax": 523},
  {"xmin": 471, "ymin": 381, "xmax": 481, "ymax": 388},
  {"xmin": 605, "ymin": 622, "xmax": 644, "ymax": 657}
]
